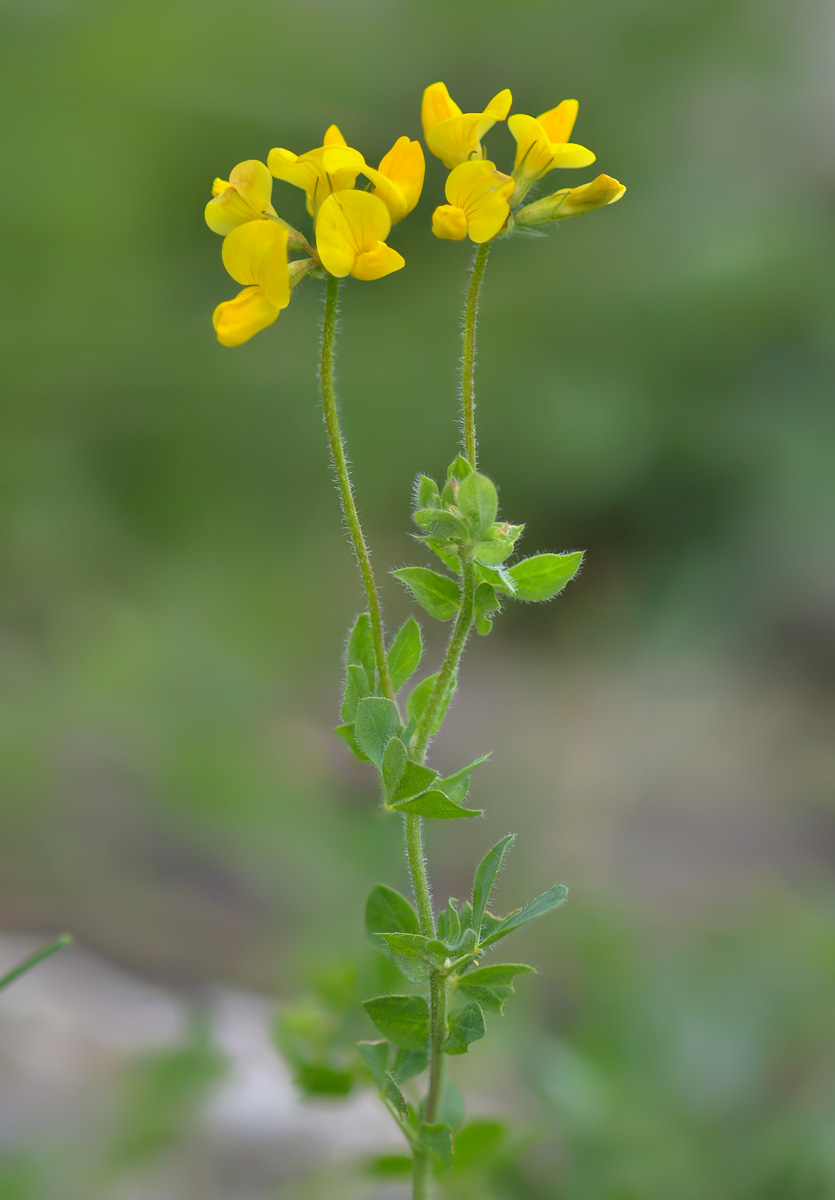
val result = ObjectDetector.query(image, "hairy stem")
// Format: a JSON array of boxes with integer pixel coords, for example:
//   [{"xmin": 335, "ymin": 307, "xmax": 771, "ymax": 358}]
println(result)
[
  {"xmin": 320, "ymin": 273, "xmax": 394, "ymax": 700},
  {"xmin": 460, "ymin": 242, "xmax": 491, "ymax": 468}
]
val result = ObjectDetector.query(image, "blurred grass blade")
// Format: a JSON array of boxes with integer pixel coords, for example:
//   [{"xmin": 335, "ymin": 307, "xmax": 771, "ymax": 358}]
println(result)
[{"xmin": 0, "ymin": 933, "xmax": 73, "ymax": 993}]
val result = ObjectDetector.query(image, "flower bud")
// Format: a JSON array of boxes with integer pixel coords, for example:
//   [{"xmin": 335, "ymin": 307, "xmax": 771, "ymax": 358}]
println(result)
[{"xmin": 514, "ymin": 174, "xmax": 625, "ymax": 227}]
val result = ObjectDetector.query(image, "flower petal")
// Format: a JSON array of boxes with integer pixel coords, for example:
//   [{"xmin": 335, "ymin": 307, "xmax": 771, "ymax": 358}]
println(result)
[
  {"xmin": 432, "ymin": 204, "xmax": 468, "ymax": 241},
  {"xmin": 485, "ymin": 88, "xmax": 512, "ymax": 121},
  {"xmin": 352, "ymin": 242, "xmax": 405, "ymax": 281},
  {"xmin": 548, "ymin": 142, "xmax": 596, "ymax": 169},
  {"xmin": 205, "ymin": 159, "xmax": 276, "ymax": 235},
  {"xmin": 372, "ymin": 136, "xmax": 425, "ymax": 220},
  {"xmin": 316, "ymin": 190, "xmax": 392, "ymax": 277},
  {"xmin": 324, "ymin": 124, "xmax": 347, "ymax": 146},
  {"xmin": 221, "ymin": 221, "xmax": 290, "ymax": 307},
  {"xmin": 537, "ymin": 99, "xmax": 579, "ymax": 143},
  {"xmin": 421, "ymin": 82, "xmax": 462, "ymax": 139},
  {"xmin": 213, "ymin": 286, "xmax": 281, "ymax": 347},
  {"xmin": 508, "ymin": 114, "xmax": 553, "ymax": 178}
]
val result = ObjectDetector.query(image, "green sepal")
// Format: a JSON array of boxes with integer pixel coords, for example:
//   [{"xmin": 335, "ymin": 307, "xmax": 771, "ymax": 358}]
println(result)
[
  {"xmin": 391, "ymin": 1045, "xmax": 428, "ymax": 1082},
  {"xmin": 415, "ymin": 474, "xmax": 440, "ymax": 510},
  {"xmin": 474, "ymin": 582, "xmax": 501, "ymax": 635},
  {"xmin": 507, "ymin": 551, "xmax": 584, "ymax": 601},
  {"xmin": 472, "ymin": 833, "xmax": 516, "ymax": 935},
  {"xmin": 391, "ymin": 791, "xmax": 482, "ymax": 820},
  {"xmin": 381, "ymin": 737, "xmax": 408, "ymax": 794},
  {"xmin": 334, "ymin": 722, "xmax": 371, "ymax": 763},
  {"xmin": 363, "ymin": 995, "xmax": 430, "ymax": 1050},
  {"xmin": 346, "ymin": 612, "xmax": 376, "ymax": 688},
  {"xmin": 414, "ymin": 507, "xmax": 470, "ymax": 542},
  {"xmin": 365, "ymin": 884, "xmax": 420, "ymax": 955},
  {"xmin": 443, "ymin": 1002, "xmax": 487, "ymax": 1055},
  {"xmin": 391, "ymin": 567, "xmax": 461, "ymax": 621},
  {"xmin": 418, "ymin": 1121, "xmax": 454, "ymax": 1170},
  {"xmin": 479, "ymin": 883, "xmax": 569, "ymax": 948},
  {"xmin": 447, "ymin": 454, "xmax": 474, "ymax": 482},
  {"xmin": 341, "ymin": 663, "xmax": 372, "ymax": 722},
  {"xmin": 391, "ymin": 760, "xmax": 438, "ymax": 803},
  {"xmin": 406, "ymin": 670, "xmax": 457, "ymax": 735},
  {"xmin": 456, "ymin": 963, "xmax": 535, "ymax": 1013},
  {"xmin": 436, "ymin": 899, "xmax": 461, "ymax": 947},
  {"xmin": 387, "ymin": 617, "xmax": 423, "ymax": 693},
  {"xmin": 456, "ymin": 472, "xmax": 498, "ymax": 540},
  {"xmin": 353, "ymin": 697, "xmax": 401, "ymax": 767}
]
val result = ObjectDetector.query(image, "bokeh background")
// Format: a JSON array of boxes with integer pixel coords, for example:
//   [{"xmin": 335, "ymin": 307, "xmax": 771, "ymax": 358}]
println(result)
[{"xmin": 1, "ymin": 0, "xmax": 834, "ymax": 1196}]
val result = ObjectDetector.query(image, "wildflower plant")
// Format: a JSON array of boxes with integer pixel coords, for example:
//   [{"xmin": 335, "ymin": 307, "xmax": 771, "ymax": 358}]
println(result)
[{"xmin": 204, "ymin": 83, "xmax": 624, "ymax": 1197}]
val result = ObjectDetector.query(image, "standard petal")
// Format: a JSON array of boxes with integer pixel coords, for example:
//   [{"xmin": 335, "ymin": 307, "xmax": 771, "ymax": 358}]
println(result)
[
  {"xmin": 221, "ymin": 221, "xmax": 290, "ymax": 307},
  {"xmin": 508, "ymin": 114, "xmax": 552, "ymax": 178},
  {"xmin": 421, "ymin": 82, "xmax": 462, "ymax": 139},
  {"xmin": 317, "ymin": 191, "xmax": 393, "ymax": 277},
  {"xmin": 427, "ymin": 113, "xmax": 498, "ymax": 169},
  {"xmin": 548, "ymin": 141, "xmax": 596, "ymax": 168},
  {"xmin": 352, "ymin": 242, "xmax": 405, "ymax": 281},
  {"xmin": 537, "ymin": 99, "xmax": 579, "ymax": 143},
  {"xmin": 268, "ymin": 147, "xmax": 316, "ymax": 190},
  {"xmin": 485, "ymin": 88, "xmax": 512, "ymax": 121},
  {"xmin": 213, "ymin": 286, "xmax": 281, "ymax": 347},
  {"xmin": 205, "ymin": 189, "xmax": 255, "ymax": 236},
  {"xmin": 375, "ymin": 136, "xmax": 425, "ymax": 218},
  {"xmin": 323, "ymin": 124, "xmax": 347, "ymax": 146},
  {"xmin": 228, "ymin": 159, "xmax": 274, "ymax": 213},
  {"xmin": 445, "ymin": 160, "xmax": 511, "ymax": 210}
]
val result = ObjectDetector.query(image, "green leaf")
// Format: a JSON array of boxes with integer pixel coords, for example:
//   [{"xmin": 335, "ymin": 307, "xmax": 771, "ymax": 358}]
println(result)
[
  {"xmin": 334, "ymin": 722, "xmax": 371, "ymax": 763},
  {"xmin": 293, "ymin": 1062, "xmax": 354, "ymax": 1096},
  {"xmin": 443, "ymin": 1002, "xmax": 487, "ymax": 1055},
  {"xmin": 353, "ymin": 697, "xmax": 401, "ymax": 767},
  {"xmin": 453, "ymin": 1120, "xmax": 507, "ymax": 1171},
  {"xmin": 365, "ymin": 885, "xmax": 420, "ymax": 955},
  {"xmin": 416, "ymin": 536, "xmax": 460, "ymax": 573},
  {"xmin": 414, "ymin": 507, "xmax": 470, "ymax": 541},
  {"xmin": 418, "ymin": 1121, "xmax": 454, "ymax": 1170},
  {"xmin": 387, "ymin": 617, "xmax": 423, "ymax": 693},
  {"xmin": 457, "ymin": 963, "xmax": 535, "ymax": 1013},
  {"xmin": 381, "ymin": 736, "xmax": 407, "ymax": 794},
  {"xmin": 415, "ymin": 474, "xmax": 440, "ymax": 510},
  {"xmin": 474, "ymin": 582, "xmax": 500, "ymax": 635},
  {"xmin": 456, "ymin": 472, "xmax": 498, "ymax": 540},
  {"xmin": 364, "ymin": 995, "xmax": 430, "ymax": 1050},
  {"xmin": 346, "ymin": 612, "xmax": 376, "ymax": 686},
  {"xmin": 472, "ymin": 834, "xmax": 516, "ymax": 935},
  {"xmin": 340, "ymin": 663, "xmax": 371, "ymax": 722},
  {"xmin": 473, "ymin": 536, "xmax": 515, "ymax": 567},
  {"xmin": 376, "ymin": 933, "xmax": 432, "ymax": 983},
  {"xmin": 447, "ymin": 454, "xmax": 474, "ymax": 482},
  {"xmin": 438, "ymin": 1080, "xmax": 466, "ymax": 1131},
  {"xmin": 391, "ymin": 567, "xmax": 461, "ymax": 621},
  {"xmin": 406, "ymin": 671, "xmax": 457, "ymax": 735},
  {"xmin": 479, "ymin": 883, "xmax": 569, "ymax": 948},
  {"xmin": 507, "ymin": 552, "xmax": 584, "ymax": 602},
  {"xmin": 436, "ymin": 899, "xmax": 461, "ymax": 947},
  {"xmin": 367, "ymin": 1154, "xmax": 413, "ymax": 1178},
  {"xmin": 357, "ymin": 1040, "xmax": 389, "ymax": 1088},
  {"xmin": 438, "ymin": 754, "xmax": 491, "ymax": 805},
  {"xmin": 382, "ymin": 1071, "xmax": 409, "ymax": 1118},
  {"xmin": 391, "ymin": 1045, "xmax": 428, "ymax": 1083},
  {"xmin": 476, "ymin": 562, "xmax": 516, "ymax": 596},
  {"xmin": 391, "ymin": 791, "xmax": 482, "ymax": 820},
  {"xmin": 391, "ymin": 760, "xmax": 438, "ymax": 803}
]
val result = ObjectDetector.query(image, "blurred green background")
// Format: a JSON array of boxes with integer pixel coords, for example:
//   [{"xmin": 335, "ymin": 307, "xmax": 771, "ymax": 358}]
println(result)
[{"xmin": 1, "ymin": 0, "xmax": 833, "ymax": 1196}]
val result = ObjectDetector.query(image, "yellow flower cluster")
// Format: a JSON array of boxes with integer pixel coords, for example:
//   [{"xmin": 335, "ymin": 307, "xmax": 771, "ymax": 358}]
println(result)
[
  {"xmin": 205, "ymin": 127, "xmax": 425, "ymax": 345},
  {"xmin": 421, "ymin": 82, "xmax": 625, "ymax": 244},
  {"xmin": 204, "ymin": 85, "xmax": 625, "ymax": 345}
]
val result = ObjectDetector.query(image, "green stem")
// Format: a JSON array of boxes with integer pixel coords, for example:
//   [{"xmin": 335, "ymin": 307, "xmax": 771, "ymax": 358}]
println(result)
[
  {"xmin": 0, "ymin": 933, "xmax": 72, "ymax": 992},
  {"xmin": 460, "ymin": 243, "xmax": 491, "ymax": 468},
  {"xmin": 320, "ymin": 273, "xmax": 394, "ymax": 701}
]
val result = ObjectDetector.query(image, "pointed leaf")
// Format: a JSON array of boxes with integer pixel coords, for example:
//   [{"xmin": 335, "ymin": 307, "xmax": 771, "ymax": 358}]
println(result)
[
  {"xmin": 391, "ymin": 761, "xmax": 438, "ymax": 803},
  {"xmin": 438, "ymin": 1080, "xmax": 466, "ymax": 1131},
  {"xmin": 418, "ymin": 1121, "xmax": 454, "ymax": 1170},
  {"xmin": 414, "ymin": 508, "xmax": 470, "ymax": 541},
  {"xmin": 364, "ymin": 995, "xmax": 430, "ymax": 1050},
  {"xmin": 456, "ymin": 472, "xmax": 498, "ymax": 540},
  {"xmin": 457, "ymin": 963, "xmax": 536, "ymax": 1013},
  {"xmin": 472, "ymin": 834, "xmax": 516, "ymax": 935},
  {"xmin": 391, "ymin": 1045, "xmax": 428, "ymax": 1083},
  {"xmin": 436, "ymin": 899, "xmax": 461, "ymax": 948},
  {"xmin": 391, "ymin": 791, "xmax": 482, "ymax": 820},
  {"xmin": 473, "ymin": 537, "xmax": 515, "ymax": 567},
  {"xmin": 334, "ymin": 722, "xmax": 371, "ymax": 763},
  {"xmin": 406, "ymin": 670, "xmax": 457, "ymax": 735},
  {"xmin": 381, "ymin": 736, "xmax": 408, "ymax": 794},
  {"xmin": 415, "ymin": 474, "xmax": 440, "ymax": 510},
  {"xmin": 474, "ymin": 582, "xmax": 500, "ymax": 635},
  {"xmin": 382, "ymin": 1071, "xmax": 409, "ymax": 1118},
  {"xmin": 387, "ymin": 617, "xmax": 423, "ymax": 693},
  {"xmin": 507, "ymin": 552, "xmax": 584, "ymax": 602},
  {"xmin": 392, "ymin": 567, "xmax": 461, "ymax": 621},
  {"xmin": 353, "ymin": 697, "xmax": 401, "ymax": 767},
  {"xmin": 341, "ymin": 663, "xmax": 372, "ymax": 722},
  {"xmin": 376, "ymin": 933, "xmax": 432, "ymax": 983},
  {"xmin": 365, "ymin": 884, "xmax": 420, "ymax": 955},
  {"xmin": 346, "ymin": 612, "xmax": 376, "ymax": 685},
  {"xmin": 443, "ymin": 1002, "xmax": 487, "ymax": 1055},
  {"xmin": 357, "ymin": 1039, "xmax": 389, "ymax": 1088},
  {"xmin": 479, "ymin": 883, "xmax": 569, "ymax": 948},
  {"xmin": 447, "ymin": 454, "xmax": 474, "ymax": 482}
]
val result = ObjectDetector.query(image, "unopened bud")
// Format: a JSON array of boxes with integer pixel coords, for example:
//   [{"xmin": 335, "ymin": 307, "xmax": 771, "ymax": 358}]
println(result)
[{"xmin": 515, "ymin": 174, "xmax": 626, "ymax": 227}]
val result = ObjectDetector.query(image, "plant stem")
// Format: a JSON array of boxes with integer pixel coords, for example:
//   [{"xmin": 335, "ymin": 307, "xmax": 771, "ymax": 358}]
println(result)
[
  {"xmin": 0, "ymin": 933, "xmax": 73, "ymax": 992},
  {"xmin": 460, "ymin": 242, "xmax": 491, "ymax": 468},
  {"xmin": 319, "ymin": 273, "xmax": 394, "ymax": 701}
]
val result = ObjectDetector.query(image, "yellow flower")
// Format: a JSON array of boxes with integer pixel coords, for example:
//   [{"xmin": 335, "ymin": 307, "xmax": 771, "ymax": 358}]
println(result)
[
  {"xmin": 212, "ymin": 221, "xmax": 291, "ymax": 347},
  {"xmin": 360, "ymin": 136, "xmax": 425, "ymax": 223},
  {"xmin": 268, "ymin": 125, "xmax": 365, "ymax": 216},
  {"xmin": 315, "ymin": 191, "xmax": 405, "ymax": 281},
  {"xmin": 421, "ymin": 82, "xmax": 512, "ymax": 169},
  {"xmin": 431, "ymin": 160, "xmax": 514, "ymax": 243},
  {"xmin": 508, "ymin": 101, "xmax": 596, "ymax": 186},
  {"xmin": 205, "ymin": 160, "xmax": 277, "ymax": 236},
  {"xmin": 514, "ymin": 173, "xmax": 626, "ymax": 227}
]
